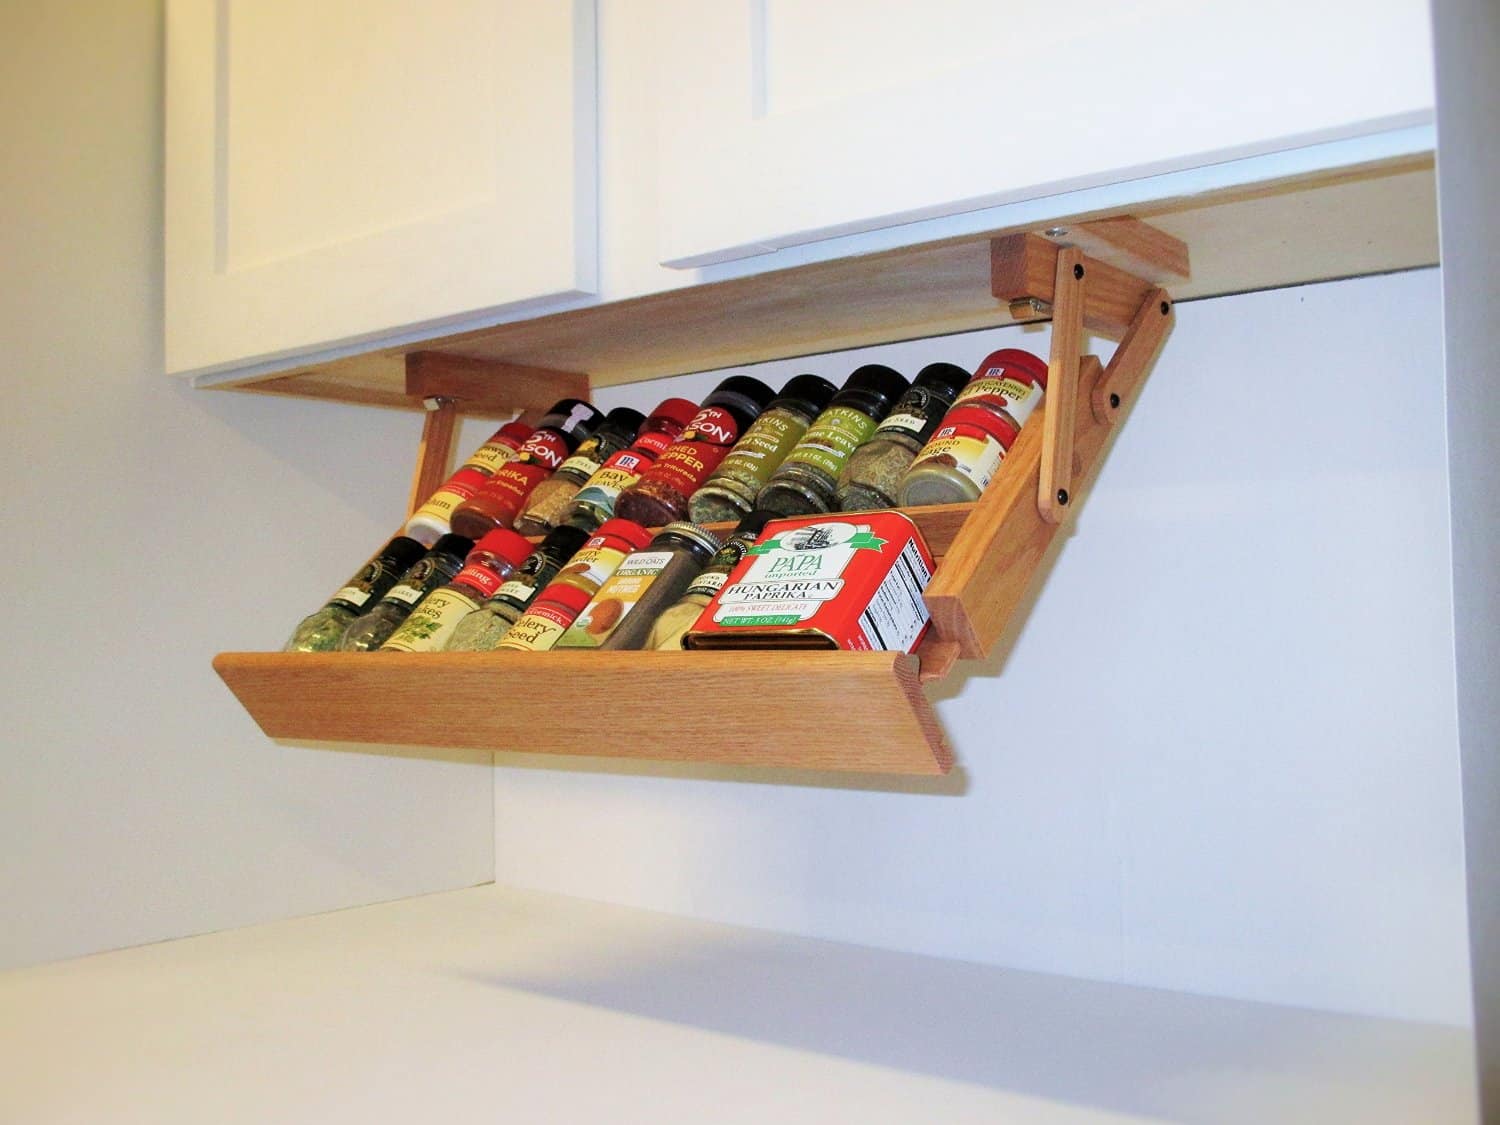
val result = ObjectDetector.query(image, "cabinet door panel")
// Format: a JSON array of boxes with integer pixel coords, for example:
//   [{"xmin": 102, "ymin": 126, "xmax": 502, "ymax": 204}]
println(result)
[
  {"xmin": 654, "ymin": 0, "xmax": 1433, "ymax": 267},
  {"xmin": 167, "ymin": 0, "xmax": 596, "ymax": 376}
]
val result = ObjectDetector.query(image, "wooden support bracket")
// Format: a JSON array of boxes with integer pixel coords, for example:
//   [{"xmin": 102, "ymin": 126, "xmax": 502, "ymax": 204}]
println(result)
[
  {"xmin": 1092, "ymin": 288, "xmax": 1174, "ymax": 424},
  {"xmin": 1039, "ymin": 247, "xmax": 1086, "ymax": 524},
  {"xmin": 407, "ymin": 397, "xmax": 459, "ymax": 518}
]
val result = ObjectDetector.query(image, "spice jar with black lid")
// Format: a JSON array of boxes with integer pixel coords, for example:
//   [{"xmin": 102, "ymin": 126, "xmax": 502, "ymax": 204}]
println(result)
[
  {"xmin": 444, "ymin": 523, "xmax": 590, "ymax": 652},
  {"xmin": 645, "ymin": 510, "xmax": 775, "ymax": 651},
  {"xmin": 514, "ymin": 406, "xmax": 646, "ymax": 537},
  {"xmin": 835, "ymin": 361, "xmax": 970, "ymax": 511},
  {"xmin": 615, "ymin": 375, "xmax": 775, "ymax": 528},
  {"xmin": 379, "ymin": 528, "xmax": 534, "ymax": 653},
  {"xmin": 566, "ymin": 397, "xmax": 701, "ymax": 531},
  {"xmin": 755, "ymin": 364, "xmax": 910, "ymax": 517},
  {"xmin": 688, "ymin": 374, "xmax": 837, "ymax": 525},
  {"xmin": 450, "ymin": 399, "xmax": 603, "ymax": 538},
  {"xmin": 284, "ymin": 535, "xmax": 427, "ymax": 652},
  {"xmin": 338, "ymin": 533, "xmax": 474, "ymax": 651}
]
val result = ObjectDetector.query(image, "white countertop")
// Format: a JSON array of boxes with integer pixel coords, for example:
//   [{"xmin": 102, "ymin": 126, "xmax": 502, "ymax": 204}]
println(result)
[{"xmin": 0, "ymin": 885, "xmax": 1475, "ymax": 1124}]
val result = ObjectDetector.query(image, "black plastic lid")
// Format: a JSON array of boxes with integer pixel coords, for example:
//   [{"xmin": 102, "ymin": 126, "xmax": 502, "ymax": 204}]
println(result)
[
  {"xmin": 770, "ymin": 373, "xmax": 838, "ymax": 417},
  {"xmin": 704, "ymin": 375, "xmax": 777, "ymax": 419},
  {"xmin": 734, "ymin": 510, "xmax": 778, "ymax": 538},
  {"xmin": 832, "ymin": 363, "xmax": 909, "ymax": 412},
  {"xmin": 599, "ymin": 406, "xmax": 647, "ymax": 442},
  {"xmin": 379, "ymin": 535, "xmax": 428, "ymax": 571},
  {"xmin": 537, "ymin": 522, "xmax": 590, "ymax": 560},
  {"xmin": 430, "ymin": 533, "xmax": 475, "ymax": 560},
  {"xmin": 535, "ymin": 398, "xmax": 605, "ymax": 439},
  {"xmin": 911, "ymin": 361, "xmax": 972, "ymax": 400}
]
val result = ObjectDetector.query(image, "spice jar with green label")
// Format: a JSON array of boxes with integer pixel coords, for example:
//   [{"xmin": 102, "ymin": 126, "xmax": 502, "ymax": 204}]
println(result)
[
  {"xmin": 688, "ymin": 374, "xmax": 837, "ymax": 525},
  {"xmin": 565, "ymin": 398, "xmax": 700, "ymax": 531},
  {"xmin": 514, "ymin": 407, "xmax": 645, "ymax": 536},
  {"xmin": 492, "ymin": 581, "xmax": 594, "ymax": 652},
  {"xmin": 755, "ymin": 364, "xmax": 909, "ymax": 517},
  {"xmin": 443, "ymin": 524, "xmax": 590, "ymax": 652},
  {"xmin": 338, "ymin": 533, "xmax": 474, "ymax": 651},
  {"xmin": 404, "ymin": 421, "xmax": 533, "ymax": 545},
  {"xmin": 834, "ymin": 362, "xmax": 970, "ymax": 511},
  {"xmin": 556, "ymin": 523, "xmax": 720, "ymax": 651},
  {"xmin": 283, "ymin": 535, "xmax": 427, "ymax": 652},
  {"xmin": 378, "ymin": 528, "xmax": 534, "ymax": 653},
  {"xmin": 645, "ymin": 511, "xmax": 775, "ymax": 651}
]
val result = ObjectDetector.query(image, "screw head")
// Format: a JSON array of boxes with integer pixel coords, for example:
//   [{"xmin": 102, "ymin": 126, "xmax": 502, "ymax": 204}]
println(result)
[
  {"xmin": 1073, "ymin": 263, "xmax": 1085, "ymax": 280},
  {"xmin": 1056, "ymin": 489, "xmax": 1070, "ymax": 505},
  {"xmin": 1044, "ymin": 226, "xmax": 1068, "ymax": 238},
  {"xmin": 1109, "ymin": 393, "xmax": 1120, "ymax": 409},
  {"xmin": 1160, "ymin": 300, "xmax": 1170, "ymax": 315}
]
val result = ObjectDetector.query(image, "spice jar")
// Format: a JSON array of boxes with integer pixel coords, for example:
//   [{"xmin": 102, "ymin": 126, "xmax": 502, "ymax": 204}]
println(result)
[
  {"xmin": 688, "ymin": 374, "xmax": 837, "ymax": 525},
  {"xmin": 615, "ymin": 375, "xmax": 775, "ymax": 527},
  {"xmin": 948, "ymin": 347, "xmax": 1049, "ymax": 430},
  {"xmin": 284, "ymin": 535, "xmax": 427, "ymax": 652},
  {"xmin": 565, "ymin": 397, "xmax": 700, "ymax": 531},
  {"xmin": 835, "ymin": 362, "xmax": 970, "ymax": 511},
  {"xmin": 492, "ymin": 581, "xmax": 594, "ymax": 652},
  {"xmin": 379, "ymin": 528, "xmax": 534, "ymax": 652},
  {"xmin": 755, "ymin": 364, "xmax": 910, "ymax": 517},
  {"xmin": 645, "ymin": 511, "xmax": 775, "ymax": 651},
  {"xmin": 450, "ymin": 399, "xmax": 603, "ymax": 538},
  {"xmin": 514, "ymin": 406, "xmax": 646, "ymax": 536},
  {"xmin": 897, "ymin": 404, "xmax": 1021, "ymax": 506},
  {"xmin": 556, "ymin": 523, "xmax": 721, "ymax": 650},
  {"xmin": 444, "ymin": 524, "xmax": 590, "ymax": 651},
  {"xmin": 551, "ymin": 517, "xmax": 654, "ymax": 601},
  {"xmin": 404, "ymin": 421, "xmax": 533, "ymax": 545},
  {"xmin": 339, "ymin": 533, "xmax": 474, "ymax": 651}
]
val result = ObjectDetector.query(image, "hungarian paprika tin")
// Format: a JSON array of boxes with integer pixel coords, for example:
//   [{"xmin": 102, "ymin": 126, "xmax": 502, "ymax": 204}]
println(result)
[{"xmin": 683, "ymin": 511, "xmax": 934, "ymax": 652}]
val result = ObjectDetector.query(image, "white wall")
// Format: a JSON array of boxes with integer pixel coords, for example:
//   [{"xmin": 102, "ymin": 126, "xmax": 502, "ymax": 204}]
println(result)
[
  {"xmin": 493, "ymin": 268, "xmax": 1472, "ymax": 1028},
  {"xmin": 0, "ymin": 2, "xmax": 493, "ymax": 969}
]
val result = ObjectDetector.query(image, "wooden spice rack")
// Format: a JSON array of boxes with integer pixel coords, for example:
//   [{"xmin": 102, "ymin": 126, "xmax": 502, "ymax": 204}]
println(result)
[{"xmin": 213, "ymin": 219, "xmax": 1185, "ymax": 775}]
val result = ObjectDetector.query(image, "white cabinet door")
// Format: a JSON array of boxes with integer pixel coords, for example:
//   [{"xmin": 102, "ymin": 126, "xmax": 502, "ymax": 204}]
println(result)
[
  {"xmin": 653, "ymin": 0, "xmax": 1434, "ymax": 267},
  {"xmin": 166, "ymin": 0, "xmax": 596, "ymax": 377}
]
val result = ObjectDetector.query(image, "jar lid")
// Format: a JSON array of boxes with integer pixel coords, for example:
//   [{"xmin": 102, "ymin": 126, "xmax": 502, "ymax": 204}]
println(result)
[
  {"xmin": 535, "ymin": 398, "xmax": 605, "ymax": 437},
  {"xmin": 473, "ymin": 527, "xmax": 535, "ymax": 569},
  {"xmin": 649, "ymin": 397, "xmax": 702, "ymax": 430},
  {"xmin": 911, "ymin": 362, "xmax": 972, "ymax": 400},
  {"xmin": 836, "ymin": 363, "xmax": 910, "ymax": 410},
  {"xmin": 595, "ymin": 517, "xmax": 654, "ymax": 551},
  {"xmin": 939, "ymin": 403, "xmax": 1021, "ymax": 445},
  {"xmin": 430, "ymin": 532, "xmax": 476, "ymax": 559},
  {"xmin": 497, "ymin": 420, "xmax": 534, "ymax": 444},
  {"xmin": 656, "ymin": 521, "xmax": 722, "ymax": 555},
  {"xmin": 771, "ymin": 373, "xmax": 838, "ymax": 417},
  {"xmin": 972, "ymin": 347, "xmax": 1049, "ymax": 389},
  {"xmin": 531, "ymin": 581, "xmax": 594, "ymax": 614},
  {"xmin": 706, "ymin": 375, "xmax": 777, "ymax": 418},
  {"xmin": 538, "ymin": 522, "xmax": 590, "ymax": 558},
  {"xmin": 601, "ymin": 406, "xmax": 647, "ymax": 440},
  {"xmin": 379, "ymin": 535, "xmax": 429, "ymax": 571}
]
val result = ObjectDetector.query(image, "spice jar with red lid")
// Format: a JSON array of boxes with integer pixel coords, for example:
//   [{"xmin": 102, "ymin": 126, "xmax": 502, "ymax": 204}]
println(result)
[
  {"xmin": 948, "ymin": 347, "xmax": 1049, "ymax": 430},
  {"xmin": 379, "ymin": 528, "xmax": 535, "ymax": 652},
  {"xmin": 550, "ymin": 517, "xmax": 653, "ymax": 602},
  {"xmin": 493, "ymin": 581, "xmax": 595, "ymax": 652},
  {"xmin": 514, "ymin": 406, "xmax": 647, "ymax": 537},
  {"xmin": 897, "ymin": 404, "xmax": 1022, "ymax": 507},
  {"xmin": 404, "ymin": 420, "xmax": 534, "ymax": 545},
  {"xmin": 566, "ymin": 397, "xmax": 701, "ymax": 531}
]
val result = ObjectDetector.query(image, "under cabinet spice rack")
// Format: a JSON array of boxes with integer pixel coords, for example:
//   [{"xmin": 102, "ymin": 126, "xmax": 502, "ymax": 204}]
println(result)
[{"xmin": 214, "ymin": 220, "xmax": 1182, "ymax": 775}]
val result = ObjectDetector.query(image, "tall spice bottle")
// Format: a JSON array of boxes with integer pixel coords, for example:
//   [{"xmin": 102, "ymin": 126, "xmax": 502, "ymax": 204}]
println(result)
[
  {"xmin": 514, "ymin": 407, "xmax": 645, "ymax": 536},
  {"xmin": 644, "ymin": 511, "xmax": 775, "ymax": 651},
  {"xmin": 687, "ymin": 374, "xmax": 837, "ymax": 524},
  {"xmin": 283, "ymin": 535, "xmax": 427, "ymax": 652},
  {"xmin": 404, "ymin": 420, "xmax": 533, "ymax": 545},
  {"xmin": 564, "ymin": 398, "xmax": 700, "ymax": 531},
  {"xmin": 614, "ymin": 376, "xmax": 775, "ymax": 527},
  {"xmin": 449, "ymin": 400, "xmax": 603, "ymax": 538},
  {"xmin": 443, "ymin": 524, "xmax": 591, "ymax": 651},
  {"xmin": 378, "ymin": 529, "xmax": 534, "ymax": 653},
  {"xmin": 834, "ymin": 362, "xmax": 970, "ymax": 511},
  {"xmin": 755, "ymin": 364, "xmax": 910, "ymax": 516},
  {"xmin": 338, "ymin": 533, "xmax": 474, "ymax": 651}
]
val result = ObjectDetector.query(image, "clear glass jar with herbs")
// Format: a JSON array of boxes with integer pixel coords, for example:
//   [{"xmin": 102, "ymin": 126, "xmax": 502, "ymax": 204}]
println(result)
[
  {"xmin": 378, "ymin": 528, "xmax": 534, "ymax": 653},
  {"xmin": 565, "ymin": 398, "xmax": 701, "ymax": 531},
  {"xmin": 284, "ymin": 535, "xmax": 428, "ymax": 652},
  {"xmin": 338, "ymin": 533, "xmax": 474, "ymax": 651},
  {"xmin": 514, "ymin": 406, "xmax": 645, "ymax": 536},
  {"xmin": 834, "ymin": 361, "xmax": 970, "ymax": 511},
  {"xmin": 443, "ymin": 524, "xmax": 590, "ymax": 651}
]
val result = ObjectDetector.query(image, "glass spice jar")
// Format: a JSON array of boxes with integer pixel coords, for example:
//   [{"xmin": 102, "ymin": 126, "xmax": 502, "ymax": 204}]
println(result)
[
  {"xmin": 338, "ymin": 533, "xmax": 474, "ymax": 651},
  {"xmin": 450, "ymin": 399, "xmax": 603, "ymax": 538},
  {"xmin": 687, "ymin": 374, "xmax": 837, "ymax": 525},
  {"xmin": 755, "ymin": 364, "xmax": 910, "ymax": 517},
  {"xmin": 556, "ymin": 523, "xmax": 721, "ymax": 650},
  {"xmin": 404, "ymin": 421, "xmax": 533, "ymax": 545},
  {"xmin": 551, "ymin": 517, "xmax": 654, "ymax": 601},
  {"xmin": 378, "ymin": 528, "xmax": 534, "ymax": 652},
  {"xmin": 896, "ymin": 404, "xmax": 1021, "ymax": 506},
  {"xmin": 565, "ymin": 397, "xmax": 701, "ymax": 531},
  {"xmin": 492, "ymin": 581, "xmax": 595, "ymax": 652},
  {"xmin": 644, "ymin": 511, "xmax": 775, "ymax": 651},
  {"xmin": 835, "ymin": 362, "xmax": 970, "ymax": 511},
  {"xmin": 283, "ymin": 535, "xmax": 427, "ymax": 652},
  {"xmin": 614, "ymin": 375, "xmax": 776, "ymax": 527},
  {"xmin": 948, "ymin": 347, "xmax": 1050, "ymax": 431},
  {"xmin": 443, "ymin": 524, "xmax": 590, "ymax": 652},
  {"xmin": 514, "ymin": 406, "xmax": 646, "ymax": 536}
]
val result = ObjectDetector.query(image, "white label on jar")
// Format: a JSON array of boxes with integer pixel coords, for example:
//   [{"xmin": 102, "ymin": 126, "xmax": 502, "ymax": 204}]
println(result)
[
  {"xmin": 495, "ymin": 579, "xmax": 537, "ymax": 604},
  {"xmin": 615, "ymin": 550, "xmax": 674, "ymax": 577},
  {"xmin": 384, "ymin": 583, "xmax": 425, "ymax": 606},
  {"xmin": 333, "ymin": 586, "xmax": 372, "ymax": 608}
]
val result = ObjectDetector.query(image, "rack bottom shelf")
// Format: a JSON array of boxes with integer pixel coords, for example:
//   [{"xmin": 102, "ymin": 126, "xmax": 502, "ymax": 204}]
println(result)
[{"xmin": 213, "ymin": 650, "xmax": 952, "ymax": 775}]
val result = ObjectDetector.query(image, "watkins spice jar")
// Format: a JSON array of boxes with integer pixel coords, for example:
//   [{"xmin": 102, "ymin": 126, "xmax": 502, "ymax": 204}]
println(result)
[
  {"xmin": 615, "ymin": 375, "xmax": 775, "ymax": 527},
  {"xmin": 450, "ymin": 399, "xmax": 603, "ymax": 538},
  {"xmin": 897, "ymin": 404, "xmax": 1020, "ymax": 506},
  {"xmin": 444, "ymin": 524, "xmax": 589, "ymax": 651},
  {"xmin": 514, "ymin": 406, "xmax": 645, "ymax": 536},
  {"xmin": 283, "ymin": 535, "xmax": 427, "ymax": 652},
  {"xmin": 645, "ymin": 511, "xmax": 774, "ymax": 651},
  {"xmin": 404, "ymin": 421, "xmax": 533, "ymax": 545},
  {"xmin": 687, "ymin": 374, "xmax": 837, "ymax": 525},
  {"xmin": 684, "ymin": 512, "xmax": 934, "ymax": 652},
  {"xmin": 493, "ymin": 581, "xmax": 594, "ymax": 652},
  {"xmin": 566, "ymin": 398, "xmax": 700, "ymax": 531},
  {"xmin": 755, "ymin": 364, "xmax": 909, "ymax": 517},
  {"xmin": 338, "ymin": 533, "xmax": 473, "ymax": 651},
  {"xmin": 379, "ymin": 528, "xmax": 533, "ymax": 653},
  {"xmin": 835, "ymin": 362, "xmax": 970, "ymax": 511}
]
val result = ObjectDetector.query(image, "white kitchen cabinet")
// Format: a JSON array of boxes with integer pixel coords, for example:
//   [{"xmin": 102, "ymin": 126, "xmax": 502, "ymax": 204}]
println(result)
[
  {"xmin": 164, "ymin": 0, "xmax": 598, "ymax": 379},
  {"xmin": 650, "ymin": 0, "xmax": 1435, "ymax": 267}
]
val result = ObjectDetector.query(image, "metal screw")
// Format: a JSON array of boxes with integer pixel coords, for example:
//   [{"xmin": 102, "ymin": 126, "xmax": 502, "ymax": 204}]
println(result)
[
  {"xmin": 1044, "ymin": 226, "xmax": 1068, "ymax": 238},
  {"xmin": 1057, "ymin": 489, "xmax": 1070, "ymax": 505},
  {"xmin": 1109, "ymin": 393, "xmax": 1120, "ymax": 409},
  {"xmin": 1073, "ymin": 263, "xmax": 1085, "ymax": 280},
  {"xmin": 1160, "ymin": 300, "xmax": 1170, "ymax": 315}
]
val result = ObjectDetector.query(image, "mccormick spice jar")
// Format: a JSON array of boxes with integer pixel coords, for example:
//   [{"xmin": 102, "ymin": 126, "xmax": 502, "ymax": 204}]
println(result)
[
  {"xmin": 493, "ymin": 581, "xmax": 594, "ymax": 652},
  {"xmin": 514, "ymin": 406, "xmax": 646, "ymax": 536},
  {"xmin": 404, "ymin": 421, "xmax": 533, "ymax": 545},
  {"xmin": 450, "ymin": 399, "xmax": 603, "ymax": 538},
  {"xmin": 551, "ymin": 517, "xmax": 654, "ymax": 601},
  {"xmin": 444, "ymin": 524, "xmax": 590, "ymax": 651},
  {"xmin": 615, "ymin": 375, "xmax": 775, "ymax": 527},
  {"xmin": 897, "ymin": 404, "xmax": 1021, "ymax": 506},
  {"xmin": 835, "ymin": 362, "xmax": 970, "ymax": 511},
  {"xmin": 338, "ymin": 533, "xmax": 474, "ymax": 651},
  {"xmin": 688, "ymin": 374, "xmax": 837, "ymax": 525},
  {"xmin": 283, "ymin": 535, "xmax": 427, "ymax": 652},
  {"xmin": 754, "ymin": 364, "xmax": 910, "ymax": 517},
  {"xmin": 379, "ymin": 528, "xmax": 534, "ymax": 652},
  {"xmin": 556, "ymin": 523, "xmax": 720, "ymax": 651},
  {"xmin": 948, "ymin": 347, "xmax": 1049, "ymax": 430},
  {"xmin": 646, "ymin": 511, "xmax": 775, "ymax": 651},
  {"xmin": 684, "ymin": 511, "xmax": 934, "ymax": 652},
  {"xmin": 566, "ymin": 398, "xmax": 700, "ymax": 531}
]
